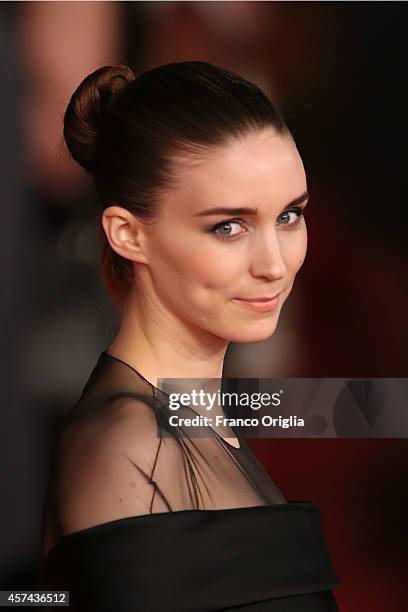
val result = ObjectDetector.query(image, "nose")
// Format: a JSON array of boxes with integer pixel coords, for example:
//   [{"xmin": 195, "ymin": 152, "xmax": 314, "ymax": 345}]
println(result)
[{"xmin": 249, "ymin": 229, "xmax": 287, "ymax": 281}]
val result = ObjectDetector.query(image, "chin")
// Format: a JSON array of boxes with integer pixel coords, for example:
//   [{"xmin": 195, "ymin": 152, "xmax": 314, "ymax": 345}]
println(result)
[{"xmin": 223, "ymin": 317, "xmax": 280, "ymax": 344}]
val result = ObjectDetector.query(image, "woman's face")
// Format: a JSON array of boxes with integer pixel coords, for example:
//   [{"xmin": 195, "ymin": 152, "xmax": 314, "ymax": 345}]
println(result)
[{"xmin": 139, "ymin": 128, "xmax": 308, "ymax": 343}]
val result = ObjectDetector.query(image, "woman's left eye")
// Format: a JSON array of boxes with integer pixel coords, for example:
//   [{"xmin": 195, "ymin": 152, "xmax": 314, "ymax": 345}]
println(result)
[{"xmin": 277, "ymin": 207, "xmax": 304, "ymax": 226}]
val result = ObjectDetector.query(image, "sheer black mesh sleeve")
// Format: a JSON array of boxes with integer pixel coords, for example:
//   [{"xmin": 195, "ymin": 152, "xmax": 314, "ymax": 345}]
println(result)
[
  {"xmin": 42, "ymin": 350, "xmax": 286, "ymax": 552},
  {"xmin": 55, "ymin": 397, "xmax": 166, "ymax": 535},
  {"xmin": 41, "ymin": 351, "xmax": 340, "ymax": 612}
]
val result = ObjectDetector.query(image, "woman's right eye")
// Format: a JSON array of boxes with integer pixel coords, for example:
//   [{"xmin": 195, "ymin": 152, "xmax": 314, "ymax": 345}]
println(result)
[{"xmin": 211, "ymin": 219, "xmax": 247, "ymax": 240}]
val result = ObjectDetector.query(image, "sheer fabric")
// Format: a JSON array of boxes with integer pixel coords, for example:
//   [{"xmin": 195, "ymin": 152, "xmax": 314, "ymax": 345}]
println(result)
[
  {"xmin": 44, "ymin": 350, "xmax": 287, "ymax": 537},
  {"xmin": 41, "ymin": 350, "xmax": 339, "ymax": 611}
]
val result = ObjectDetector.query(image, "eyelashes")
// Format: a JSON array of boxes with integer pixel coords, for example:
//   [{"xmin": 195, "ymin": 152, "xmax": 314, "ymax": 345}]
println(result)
[
  {"xmin": 278, "ymin": 207, "xmax": 305, "ymax": 226},
  {"xmin": 209, "ymin": 207, "xmax": 306, "ymax": 241},
  {"xmin": 210, "ymin": 218, "xmax": 247, "ymax": 240}
]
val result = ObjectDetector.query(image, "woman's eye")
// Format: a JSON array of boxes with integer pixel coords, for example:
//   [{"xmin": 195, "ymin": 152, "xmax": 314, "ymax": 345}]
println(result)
[
  {"xmin": 277, "ymin": 208, "xmax": 304, "ymax": 226},
  {"xmin": 209, "ymin": 207, "xmax": 305, "ymax": 240},
  {"xmin": 212, "ymin": 219, "xmax": 246, "ymax": 240}
]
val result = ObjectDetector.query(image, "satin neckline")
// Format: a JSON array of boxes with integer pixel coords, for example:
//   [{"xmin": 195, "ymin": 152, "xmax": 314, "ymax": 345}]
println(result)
[{"xmin": 45, "ymin": 500, "xmax": 315, "ymax": 563}]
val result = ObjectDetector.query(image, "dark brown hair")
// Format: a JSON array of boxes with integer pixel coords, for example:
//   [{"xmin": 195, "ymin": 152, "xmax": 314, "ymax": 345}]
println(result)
[{"xmin": 63, "ymin": 61, "xmax": 291, "ymax": 314}]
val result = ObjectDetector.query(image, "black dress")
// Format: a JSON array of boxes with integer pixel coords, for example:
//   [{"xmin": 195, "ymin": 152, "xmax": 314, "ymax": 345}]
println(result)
[{"xmin": 41, "ymin": 350, "xmax": 340, "ymax": 611}]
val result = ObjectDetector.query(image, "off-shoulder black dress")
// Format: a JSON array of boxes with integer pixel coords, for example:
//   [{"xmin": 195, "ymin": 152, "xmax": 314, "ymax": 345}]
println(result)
[{"xmin": 41, "ymin": 350, "xmax": 340, "ymax": 611}]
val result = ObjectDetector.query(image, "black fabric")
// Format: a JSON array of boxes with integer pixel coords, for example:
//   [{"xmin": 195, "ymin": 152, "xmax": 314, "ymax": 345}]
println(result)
[{"xmin": 41, "ymin": 350, "xmax": 339, "ymax": 610}]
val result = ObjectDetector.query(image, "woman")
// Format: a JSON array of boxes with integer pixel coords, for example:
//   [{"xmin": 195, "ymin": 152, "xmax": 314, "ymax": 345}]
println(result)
[{"xmin": 41, "ymin": 61, "xmax": 339, "ymax": 611}]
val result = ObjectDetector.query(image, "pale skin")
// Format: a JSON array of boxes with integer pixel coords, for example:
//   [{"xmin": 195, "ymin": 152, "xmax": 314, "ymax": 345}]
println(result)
[{"xmin": 102, "ymin": 128, "xmax": 308, "ymax": 446}]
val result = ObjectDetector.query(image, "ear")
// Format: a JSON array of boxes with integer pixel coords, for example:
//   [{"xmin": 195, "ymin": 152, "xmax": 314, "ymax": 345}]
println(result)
[{"xmin": 101, "ymin": 206, "xmax": 149, "ymax": 265}]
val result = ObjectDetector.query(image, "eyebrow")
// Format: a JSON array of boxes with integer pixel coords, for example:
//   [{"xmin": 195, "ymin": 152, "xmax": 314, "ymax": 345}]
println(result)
[{"xmin": 194, "ymin": 191, "xmax": 309, "ymax": 217}]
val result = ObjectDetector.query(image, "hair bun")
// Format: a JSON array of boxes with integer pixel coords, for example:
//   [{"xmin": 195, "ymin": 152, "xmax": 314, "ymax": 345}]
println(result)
[{"xmin": 63, "ymin": 64, "xmax": 135, "ymax": 174}]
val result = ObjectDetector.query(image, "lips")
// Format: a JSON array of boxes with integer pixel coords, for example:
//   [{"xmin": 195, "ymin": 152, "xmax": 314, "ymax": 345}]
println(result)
[
  {"xmin": 232, "ymin": 293, "xmax": 282, "ymax": 314},
  {"xmin": 235, "ymin": 293, "xmax": 281, "ymax": 302}
]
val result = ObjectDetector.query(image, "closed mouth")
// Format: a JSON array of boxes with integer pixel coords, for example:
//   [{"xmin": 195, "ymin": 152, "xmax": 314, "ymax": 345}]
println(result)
[{"xmin": 235, "ymin": 294, "xmax": 281, "ymax": 302}]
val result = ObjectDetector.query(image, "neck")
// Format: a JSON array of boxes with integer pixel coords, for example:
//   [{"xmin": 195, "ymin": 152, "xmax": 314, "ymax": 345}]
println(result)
[{"xmin": 108, "ymin": 292, "xmax": 229, "ymax": 388}]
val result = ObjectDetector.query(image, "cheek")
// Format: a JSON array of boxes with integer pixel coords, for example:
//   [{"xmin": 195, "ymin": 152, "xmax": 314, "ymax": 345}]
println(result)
[
  {"xmin": 159, "ymin": 239, "xmax": 245, "ymax": 291},
  {"xmin": 284, "ymin": 229, "xmax": 307, "ymax": 274}
]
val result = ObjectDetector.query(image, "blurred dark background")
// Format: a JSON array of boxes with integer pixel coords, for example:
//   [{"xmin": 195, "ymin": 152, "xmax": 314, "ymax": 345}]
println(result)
[{"xmin": 0, "ymin": 2, "xmax": 406, "ymax": 610}]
